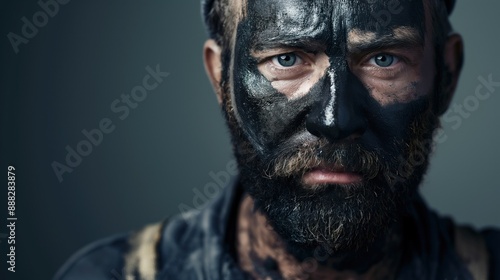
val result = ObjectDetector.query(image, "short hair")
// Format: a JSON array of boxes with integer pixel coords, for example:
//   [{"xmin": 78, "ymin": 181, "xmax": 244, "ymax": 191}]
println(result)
[{"xmin": 201, "ymin": 0, "xmax": 241, "ymax": 48}]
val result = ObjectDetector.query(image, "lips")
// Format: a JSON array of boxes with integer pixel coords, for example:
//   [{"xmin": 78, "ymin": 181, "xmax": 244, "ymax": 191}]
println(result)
[{"xmin": 302, "ymin": 165, "xmax": 363, "ymax": 185}]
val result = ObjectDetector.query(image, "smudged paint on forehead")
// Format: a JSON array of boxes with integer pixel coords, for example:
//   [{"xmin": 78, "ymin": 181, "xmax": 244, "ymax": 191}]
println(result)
[
  {"xmin": 248, "ymin": 0, "xmax": 330, "ymax": 50},
  {"xmin": 245, "ymin": 0, "xmax": 426, "ymax": 53}
]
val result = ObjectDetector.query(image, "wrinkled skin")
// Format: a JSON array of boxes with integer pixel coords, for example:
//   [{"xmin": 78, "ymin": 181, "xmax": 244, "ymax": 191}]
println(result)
[{"xmin": 204, "ymin": 0, "xmax": 461, "ymax": 278}]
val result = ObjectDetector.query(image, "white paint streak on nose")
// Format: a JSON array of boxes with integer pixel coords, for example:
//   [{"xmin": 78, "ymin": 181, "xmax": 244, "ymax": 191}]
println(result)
[{"xmin": 324, "ymin": 70, "xmax": 336, "ymax": 126}]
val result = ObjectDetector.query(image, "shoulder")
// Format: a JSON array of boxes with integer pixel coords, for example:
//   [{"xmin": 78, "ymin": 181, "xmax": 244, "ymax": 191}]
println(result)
[
  {"xmin": 453, "ymin": 224, "xmax": 500, "ymax": 280},
  {"xmin": 53, "ymin": 232, "xmax": 131, "ymax": 280},
  {"xmin": 54, "ymin": 178, "xmax": 241, "ymax": 279},
  {"xmin": 482, "ymin": 228, "xmax": 500, "ymax": 280},
  {"xmin": 54, "ymin": 222, "xmax": 166, "ymax": 280}
]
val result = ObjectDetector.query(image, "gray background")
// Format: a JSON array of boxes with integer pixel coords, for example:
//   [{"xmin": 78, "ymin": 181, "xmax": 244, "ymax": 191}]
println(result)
[{"xmin": 0, "ymin": 1, "xmax": 498, "ymax": 279}]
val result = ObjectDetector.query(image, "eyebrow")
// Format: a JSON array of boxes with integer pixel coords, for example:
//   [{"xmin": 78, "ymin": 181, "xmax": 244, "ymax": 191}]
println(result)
[
  {"xmin": 252, "ymin": 39, "xmax": 326, "ymax": 55},
  {"xmin": 250, "ymin": 26, "xmax": 424, "ymax": 58},
  {"xmin": 347, "ymin": 27, "xmax": 424, "ymax": 54}
]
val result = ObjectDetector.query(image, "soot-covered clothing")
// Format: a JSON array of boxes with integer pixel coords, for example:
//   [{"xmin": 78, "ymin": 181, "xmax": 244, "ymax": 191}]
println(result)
[{"xmin": 55, "ymin": 177, "xmax": 500, "ymax": 280}]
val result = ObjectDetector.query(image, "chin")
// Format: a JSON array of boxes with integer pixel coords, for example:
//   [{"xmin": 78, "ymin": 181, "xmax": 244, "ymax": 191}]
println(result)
[{"xmin": 242, "ymin": 166, "xmax": 419, "ymax": 257}]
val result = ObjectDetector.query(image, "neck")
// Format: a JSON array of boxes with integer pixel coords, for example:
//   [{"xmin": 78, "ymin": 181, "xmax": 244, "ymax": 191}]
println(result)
[{"xmin": 236, "ymin": 195, "xmax": 404, "ymax": 280}]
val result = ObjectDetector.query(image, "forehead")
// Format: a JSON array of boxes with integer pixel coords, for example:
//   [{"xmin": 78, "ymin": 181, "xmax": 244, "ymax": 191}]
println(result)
[{"xmin": 239, "ymin": 0, "xmax": 427, "ymax": 49}]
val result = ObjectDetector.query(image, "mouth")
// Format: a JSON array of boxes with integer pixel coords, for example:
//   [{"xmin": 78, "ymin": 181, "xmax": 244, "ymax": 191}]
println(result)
[{"xmin": 302, "ymin": 165, "xmax": 363, "ymax": 186}]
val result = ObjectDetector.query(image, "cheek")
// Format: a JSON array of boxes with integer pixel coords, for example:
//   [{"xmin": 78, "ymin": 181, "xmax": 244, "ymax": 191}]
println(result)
[
  {"xmin": 364, "ymin": 77, "xmax": 420, "ymax": 105},
  {"xmin": 264, "ymin": 53, "xmax": 330, "ymax": 100},
  {"xmin": 232, "ymin": 69, "xmax": 293, "ymax": 148},
  {"xmin": 232, "ymin": 65, "xmax": 319, "ymax": 152},
  {"xmin": 358, "ymin": 47, "xmax": 436, "ymax": 106},
  {"xmin": 241, "ymin": 70, "xmax": 277, "ymax": 99},
  {"xmin": 270, "ymin": 74, "xmax": 318, "ymax": 100},
  {"xmin": 359, "ymin": 68, "xmax": 433, "ymax": 106}
]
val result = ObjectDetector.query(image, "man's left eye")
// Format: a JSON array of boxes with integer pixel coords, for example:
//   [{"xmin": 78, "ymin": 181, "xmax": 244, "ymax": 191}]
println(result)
[
  {"xmin": 369, "ymin": 54, "xmax": 399, "ymax": 67},
  {"xmin": 272, "ymin": 53, "xmax": 302, "ymax": 67}
]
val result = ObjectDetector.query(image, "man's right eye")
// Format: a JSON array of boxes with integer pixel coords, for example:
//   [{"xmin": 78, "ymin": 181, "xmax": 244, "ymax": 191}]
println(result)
[
  {"xmin": 272, "ymin": 53, "xmax": 302, "ymax": 67},
  {"xmin": 256, "ymin": 50, "xmax": 320, "ymax": 85},
  {"xmin": 369, "ymin": 53, "xmax": 399, "ymax": 68}
]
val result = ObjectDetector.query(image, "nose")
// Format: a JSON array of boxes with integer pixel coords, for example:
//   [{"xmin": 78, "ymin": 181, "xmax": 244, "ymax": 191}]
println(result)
[{"xmin": 306, "ymin": 66, "xmax": 367, "ymax": 142}]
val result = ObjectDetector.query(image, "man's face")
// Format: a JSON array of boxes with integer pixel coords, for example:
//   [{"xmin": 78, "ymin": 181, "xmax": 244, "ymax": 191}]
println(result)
[{"xmin": 221, "ymin": 0, "xmax": 441, "ymax": 256}]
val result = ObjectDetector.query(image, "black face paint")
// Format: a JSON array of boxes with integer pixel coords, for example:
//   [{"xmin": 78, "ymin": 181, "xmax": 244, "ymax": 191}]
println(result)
[
  {"xmin": 231, "ymin": 0, "xmax": 427, "ymax": 158},
  {"xmin": 223, "ymin": 0, "xmax": 440, "ymax": 269}
]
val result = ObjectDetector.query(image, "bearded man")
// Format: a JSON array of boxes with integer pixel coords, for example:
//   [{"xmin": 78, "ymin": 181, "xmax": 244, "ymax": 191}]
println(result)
[{"xmin": 55, "ymin": 0, "xmax": 499, "ymax": 279}]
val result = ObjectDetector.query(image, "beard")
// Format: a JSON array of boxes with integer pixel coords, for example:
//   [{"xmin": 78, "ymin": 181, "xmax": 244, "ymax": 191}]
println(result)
[{"xmin": 221, "ymin": 85, "xmax": 440, "ymax": 261}]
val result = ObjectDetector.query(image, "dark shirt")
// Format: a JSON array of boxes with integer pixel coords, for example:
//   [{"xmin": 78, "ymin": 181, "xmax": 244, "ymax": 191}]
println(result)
[{"xmin": 55, "ymin": 177, "xmax": 500, "ymax": 280}]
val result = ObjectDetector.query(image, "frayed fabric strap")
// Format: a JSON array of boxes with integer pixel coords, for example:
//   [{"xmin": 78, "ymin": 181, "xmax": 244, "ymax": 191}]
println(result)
[
  {"xmin": 124, "ymin": 222, "xmax": 164, "ymax": 280},
  {"xmin": 454, "ymin": 225, "xmax": 490, "ymax": 280}
]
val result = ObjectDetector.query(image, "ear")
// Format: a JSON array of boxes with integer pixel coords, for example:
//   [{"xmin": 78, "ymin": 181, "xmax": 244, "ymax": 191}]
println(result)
[
  {"xmin": 203, "ymin": 39, "xmax": 223, "ymax": 105},
  {"xmin": 438, "ymin": 33, "xmax": 464, "ymax": 115}
]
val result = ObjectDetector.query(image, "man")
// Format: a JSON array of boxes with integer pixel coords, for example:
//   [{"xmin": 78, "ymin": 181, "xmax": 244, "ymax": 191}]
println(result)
[{"xmin": 55, "ymin": 0, "xmax": 499, "ymax": 279}]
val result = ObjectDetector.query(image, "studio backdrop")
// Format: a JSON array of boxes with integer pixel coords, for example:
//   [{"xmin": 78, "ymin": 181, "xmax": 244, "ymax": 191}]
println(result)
[{"xmin": 1, "ymin": 1, "xmax": 499, "ymax": 279}]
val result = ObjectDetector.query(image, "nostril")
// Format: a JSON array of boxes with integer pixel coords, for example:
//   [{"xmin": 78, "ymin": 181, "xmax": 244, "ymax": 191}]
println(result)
[
  {"xmin": 305, "ymin": 114, "xmax": 328, "ymax": 137},
  {"xmin": 306, "ymin": 117, "xmax": 342, "ymax": 141},
  {"xmin": 305, "ymin": 119, "xmax": 322, "ymax": 138},
  {"xmin": 306, "ymin": 111, "xmax": 366, "ymax": 143}
]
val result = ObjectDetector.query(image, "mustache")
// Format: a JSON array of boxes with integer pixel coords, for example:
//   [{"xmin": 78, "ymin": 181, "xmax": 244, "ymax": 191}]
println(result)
[{"xmin": 263, "ymin": 136, "xmax": 386, "ymax": 180}]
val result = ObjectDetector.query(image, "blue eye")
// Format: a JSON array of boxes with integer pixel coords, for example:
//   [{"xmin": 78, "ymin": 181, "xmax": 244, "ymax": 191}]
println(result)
[
  {"xmin": 273, "ymin": 53, "xmax": 298, "ymax": 67},
  {"xmin": 371, "ymin": 54, "xmax": 398, "ymax": 67}
]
